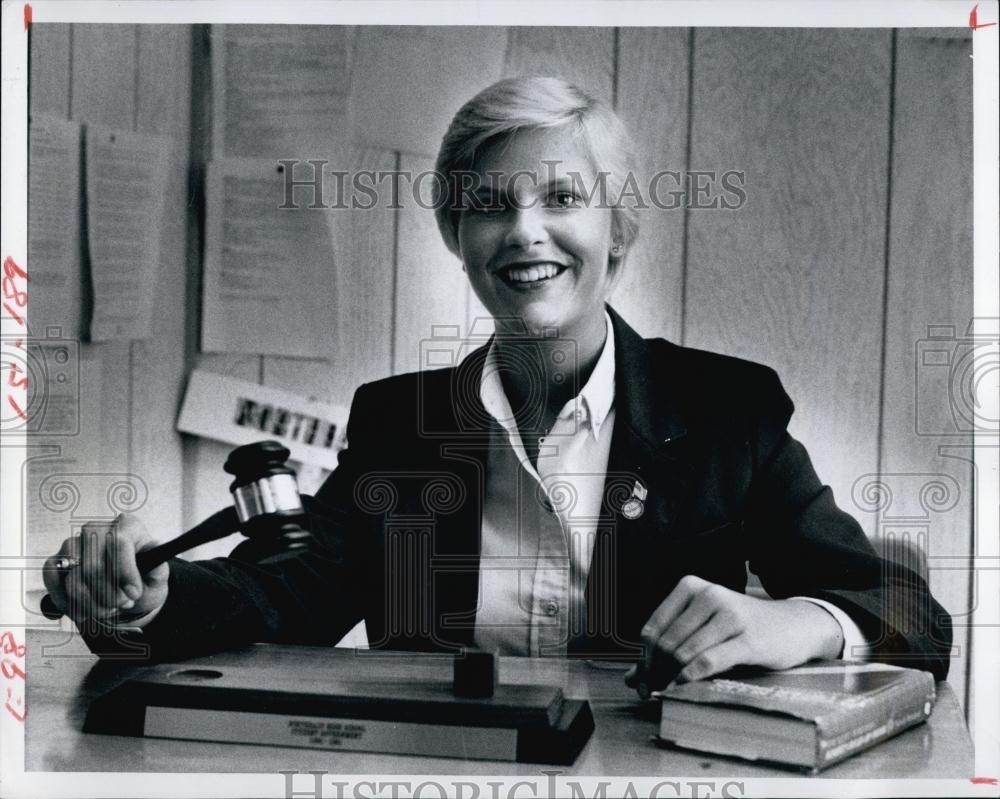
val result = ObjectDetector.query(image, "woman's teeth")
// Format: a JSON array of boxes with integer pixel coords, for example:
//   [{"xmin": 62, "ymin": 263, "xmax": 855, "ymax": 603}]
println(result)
[{"xmin": 505, "ymin": 264, "xmax": 562, "ymax": 283}]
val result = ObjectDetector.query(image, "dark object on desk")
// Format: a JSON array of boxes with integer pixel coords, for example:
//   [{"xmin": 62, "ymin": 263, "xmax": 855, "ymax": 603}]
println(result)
[
  {"xmin": 656, "ymin": 660, "xmax": 935, "ymax": 772},
  {"xmin": 453, "ymin": 648, "xmax": 498, "ymax": 697},
  {"xmin": 40, "ymin": 440, "xmax": 312, "ymax": 619},
  {"xmin": 82, "ymin": 660, "xmax": 594, "ymax": 764}
]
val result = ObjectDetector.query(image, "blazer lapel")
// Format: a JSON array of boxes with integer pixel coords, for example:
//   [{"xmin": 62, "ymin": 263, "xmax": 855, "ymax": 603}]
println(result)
[
  {"xmin": 419, "ymin": 343, "xmax": 492, "ymax": 649},
  {"xmin": 604, "ymin": 305, "xmax": 692, "ymax": 524},
  {"xmin": 579, "ymin": 307, "xmax": 694, "ymax": 656}
]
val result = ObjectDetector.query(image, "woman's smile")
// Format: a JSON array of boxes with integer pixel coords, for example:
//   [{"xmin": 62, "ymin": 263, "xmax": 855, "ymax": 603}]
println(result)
[{"xmin": 495, "ymin": 260, "xmax": 570, "ymax": 289}]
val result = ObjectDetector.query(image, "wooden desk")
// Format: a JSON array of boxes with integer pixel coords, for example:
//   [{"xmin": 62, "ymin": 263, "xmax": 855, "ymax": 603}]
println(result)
[{"xmin": 25, "ymin": 630, "xmax": 973, "ymax": 777}]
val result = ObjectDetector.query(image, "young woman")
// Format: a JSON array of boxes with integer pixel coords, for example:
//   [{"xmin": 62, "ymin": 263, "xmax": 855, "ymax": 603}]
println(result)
[{"xmin": 45, "ymin": 77, "xmax": 951, "ymax": 691}]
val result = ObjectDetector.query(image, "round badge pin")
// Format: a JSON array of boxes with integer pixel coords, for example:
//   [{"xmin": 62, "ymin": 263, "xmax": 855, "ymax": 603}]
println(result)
[{"xmin": 622, "ymin": 497, "xmax": 644, "ymax": 520}]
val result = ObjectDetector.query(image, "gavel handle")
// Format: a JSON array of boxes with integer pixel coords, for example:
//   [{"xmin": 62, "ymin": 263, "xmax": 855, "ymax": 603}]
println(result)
[{"xmin": 39, "ymin": 507, "xmax": 240, "ymax": 621}]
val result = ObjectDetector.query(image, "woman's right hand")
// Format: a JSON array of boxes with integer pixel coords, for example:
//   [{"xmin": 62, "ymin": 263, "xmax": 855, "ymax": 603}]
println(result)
[{"xmin": 42, "ymin": 513, "xmax": 169, "ymax": 628}]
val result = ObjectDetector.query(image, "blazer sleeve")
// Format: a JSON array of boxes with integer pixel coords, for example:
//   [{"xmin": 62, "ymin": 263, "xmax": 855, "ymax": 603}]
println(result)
[
  {"xmin": 742, "ymin": 369, "xmax": 953, "ymax": 681},
  {"xmin": 80, "ymin": 385, "xmax": 380, "ymax": 662}
]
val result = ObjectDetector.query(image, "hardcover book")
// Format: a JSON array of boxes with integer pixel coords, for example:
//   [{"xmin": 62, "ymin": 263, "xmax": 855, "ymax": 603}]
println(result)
[{"xmin": 656, "ymin": 661, "xmax": 936, "ymax": 772}]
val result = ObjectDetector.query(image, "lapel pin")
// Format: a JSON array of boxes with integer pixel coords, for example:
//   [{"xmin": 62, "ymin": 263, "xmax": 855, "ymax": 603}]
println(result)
[{"xmin": 621, "ymin": 480, "xmax": 647, "ymax": 520}]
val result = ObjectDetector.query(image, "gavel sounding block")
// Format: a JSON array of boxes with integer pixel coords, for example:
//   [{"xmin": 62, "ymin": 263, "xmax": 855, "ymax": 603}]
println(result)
[{"xmin": 84, "ymin": 663, "xmax": 595, "ymax": 764}]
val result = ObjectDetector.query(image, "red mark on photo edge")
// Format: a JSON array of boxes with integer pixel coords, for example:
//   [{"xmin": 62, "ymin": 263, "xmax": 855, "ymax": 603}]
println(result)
[
  {"xmin": 3, "ymin": 256, "xmax": 28, "ymax": 284},
  {"xmin": 2, "ymin": 303, "xmax": 24, "ymax": 325},
  {"xmin": 0, "ymin": 632, "xmax": 24, "ymax": 658},
  {"xmin": 0, "ymin": 631, "xmax": 25, "ymax": 722},
  {"xmin": 7, "ymin": 398, "xmax": 28, "ymax": 421},
  {"xmin": 2, "ymin": 256, "xmax": 30, "ymax": 420},
  {"xmin": 23, "ymin": 3, "xmax": 31, "ymax": 32},
  {"xmin": 2, "ymin": 256, "xmax": 28, "ymax": 325},
  {"xmin": 970, "ymin": 3, "xmax": 998, "ymax": 29},
  {"xmin": 1, "ymin": 658, "xmax": 26, "ymax": 680},
  {"xmin": 4, "ymin": 689, "xmax": 24, "ymax": 722},
  {"xmin": 971, "ymin": 777, "xmax": 999, "ymax": 785},
  {"xmin": 2, "ymin": 256, "xmax": 29, "ymax": 421}
]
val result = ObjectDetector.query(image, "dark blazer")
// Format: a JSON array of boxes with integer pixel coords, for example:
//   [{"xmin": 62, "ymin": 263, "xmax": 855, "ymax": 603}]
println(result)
[{"xmin": 94, "ymin": 307, "xmax": 952, "ymax": 679}]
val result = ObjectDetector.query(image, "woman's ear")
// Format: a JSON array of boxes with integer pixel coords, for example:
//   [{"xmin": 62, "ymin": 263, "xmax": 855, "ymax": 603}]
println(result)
[{"xmin": 608, "ymin": 238, "xmax": 627, "ymax": 273}]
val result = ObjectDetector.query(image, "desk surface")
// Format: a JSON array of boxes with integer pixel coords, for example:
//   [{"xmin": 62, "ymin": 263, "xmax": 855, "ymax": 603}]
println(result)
[{"xmin": 25, "ymin": 630, "xmax": 973, "ymax": 777}]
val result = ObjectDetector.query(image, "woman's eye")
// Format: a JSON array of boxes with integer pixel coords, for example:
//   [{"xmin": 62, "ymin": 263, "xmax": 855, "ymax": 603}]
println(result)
[{"xmin": 548, "ymin": 191, "xmax": 579, "ymax": 209}]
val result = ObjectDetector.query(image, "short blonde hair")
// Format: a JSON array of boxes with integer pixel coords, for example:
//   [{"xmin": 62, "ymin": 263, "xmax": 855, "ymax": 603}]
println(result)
[{"xmin": 433, "ymin": 76, "xmax": 639, "ymax": 256}]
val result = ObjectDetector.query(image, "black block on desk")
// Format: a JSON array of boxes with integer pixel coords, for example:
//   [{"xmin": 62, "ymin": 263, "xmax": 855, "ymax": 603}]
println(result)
[
  {"xmin": 82, "ymin": 661, "xmax": 594, "ymax": 765},
  {"xmin": 453, "ymin": 648, "xmax": 498, "ymax": 697}
]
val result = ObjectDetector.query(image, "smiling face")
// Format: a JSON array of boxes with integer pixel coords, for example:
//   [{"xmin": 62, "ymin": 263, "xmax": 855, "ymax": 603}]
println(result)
[{"xmin": 456, "ymin": 127, "xmax": 623, "ymax": 347}]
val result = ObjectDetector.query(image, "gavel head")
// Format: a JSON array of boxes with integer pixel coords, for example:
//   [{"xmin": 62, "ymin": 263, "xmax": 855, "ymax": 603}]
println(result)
[
  {"xmin": 224, "ymin": 441, "xmax": 314, "ymax": 561},
  {"xmin": 224, "ymin": 440, "xmax": 305, "ymax": 524}
]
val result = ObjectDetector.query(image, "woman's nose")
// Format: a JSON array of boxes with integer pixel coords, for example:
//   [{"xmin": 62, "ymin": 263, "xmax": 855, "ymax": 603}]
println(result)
[{"xmin": 503, "ymin": 204, "xmax": 549, "ymax": 249}]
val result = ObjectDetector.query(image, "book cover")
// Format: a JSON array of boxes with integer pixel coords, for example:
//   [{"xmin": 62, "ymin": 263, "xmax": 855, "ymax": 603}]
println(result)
[{"xmin": 657, "ymin": 661, "xmax": 936, "ymax": 771}]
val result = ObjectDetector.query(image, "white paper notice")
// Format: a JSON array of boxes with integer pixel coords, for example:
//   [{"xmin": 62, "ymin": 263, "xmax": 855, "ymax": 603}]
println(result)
[
  {"xmin": 177, "ymin": 369, "xmax": 347, "ymax": 471},
  {"xmin": 27, "ymin": 115, "xmax": 82, "ymax": 337},
  {"xmin": 212, "ymin": 24, "xmax": 354, "ymax": 158},
  {"xmin": 203, "ymin": 159, "xmax": 338, "ymax": 357},
  {"xmin": 85, "ymin": 126, "xmax": 172, "ymax": 341}
]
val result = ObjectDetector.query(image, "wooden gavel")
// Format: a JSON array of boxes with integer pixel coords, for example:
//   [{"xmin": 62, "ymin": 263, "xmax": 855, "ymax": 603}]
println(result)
[{"xmin": 40, "ymin": 441, "xmax": 314, "ymax": 620}]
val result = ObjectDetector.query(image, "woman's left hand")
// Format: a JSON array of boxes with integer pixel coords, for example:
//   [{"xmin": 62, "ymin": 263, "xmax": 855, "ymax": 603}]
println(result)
[{"xmin": 624, "ymin": 574, "xmax": 844, "ymax": 697}]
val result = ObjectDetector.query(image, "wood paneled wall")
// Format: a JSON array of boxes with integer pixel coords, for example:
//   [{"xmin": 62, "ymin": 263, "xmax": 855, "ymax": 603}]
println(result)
[
  {"xmin": 27, "ymin": 25, "xmax": 974, "ymax": 708},
  {"xmin": 27, "ymin": 23, "xmax": 191, "ymax": 594}
]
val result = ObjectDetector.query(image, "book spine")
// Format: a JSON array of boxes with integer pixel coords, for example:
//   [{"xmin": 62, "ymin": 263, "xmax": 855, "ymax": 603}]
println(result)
[
  {"xmin": 814, "ymin": 675, "xmax": 935, "ymax": 769},
  {"xmin": 143, "ymin": 705, "xmax": 519, "ymax": 761}
]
